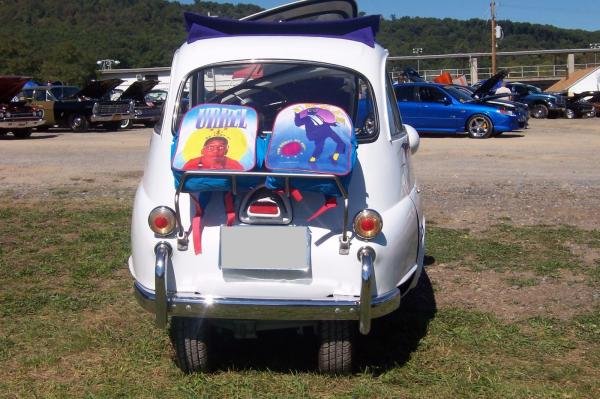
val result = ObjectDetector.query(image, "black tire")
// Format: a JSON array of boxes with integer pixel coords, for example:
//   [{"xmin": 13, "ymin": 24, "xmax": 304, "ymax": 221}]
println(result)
[
  {"xmin": 169, "ymin": 317, "xmax": 209, "ymax": 373},
  {"xmin": 68, "ymin": 113, "xmax": 88, "ymax": 132},
  {"xmin": 318, "ymin": 321, "xmax": 352, "ymax": 374},
  {"xmin": 530, "ymin": 103, "xmax": 549, "ymax": 119},
  {"xmin": 120, "ymin": 118, "xmax": 133, "ymax": 129},
  {"xmin": 466, "ymin": 114, "xmax": 493, "ymax": 139},
  {"xmin": 565, "ymin": 108, "xmax": 576, "ymax": 119},
  {"xmin": 13, "ymin": 128, "xmax": 32, "ymax": 139}
]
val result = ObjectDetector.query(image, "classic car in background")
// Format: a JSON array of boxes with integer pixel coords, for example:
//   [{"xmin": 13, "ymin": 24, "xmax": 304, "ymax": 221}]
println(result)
[
  {"xmin": 563, "ymin": 91, "xmax": 597, "ymax": 118},
  {"xmin": 20, "ymin": 79, "xmax": 133, "ymax": 132},
  {"xmin": 504, "ymin": 82, "xmax": 566, "ymax": 119},
  {"xmin": 581, "ymin": 91, "xmax": 600, "ymax": 116},
  {"xmin": 117, "ymin": 80, "xmax": 164, "ymax": 129},
  {"xmin": 394, "ymin": 81, "xmax": 522, "ymax": 138},
  {"xmin": 0, "ymin": 76, "xmax": 44, "ymax": 138}
]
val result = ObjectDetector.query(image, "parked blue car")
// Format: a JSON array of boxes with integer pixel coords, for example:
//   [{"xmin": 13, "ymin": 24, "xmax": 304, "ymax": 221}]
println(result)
[{"xmin": 393, "ymin": 82, "xmax": 522, "ymax": 138}]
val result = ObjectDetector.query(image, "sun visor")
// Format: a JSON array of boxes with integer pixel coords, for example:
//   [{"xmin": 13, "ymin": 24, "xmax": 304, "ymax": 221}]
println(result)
[{"xmin": 184, "ymin": 13, "xmax": 380, "ymax": 47}]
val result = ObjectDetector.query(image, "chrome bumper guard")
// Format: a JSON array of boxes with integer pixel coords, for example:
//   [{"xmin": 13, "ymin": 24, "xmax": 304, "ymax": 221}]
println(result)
[{"xmin": 139, "ymin": 243, "xmax": 399, "ymax": 334}]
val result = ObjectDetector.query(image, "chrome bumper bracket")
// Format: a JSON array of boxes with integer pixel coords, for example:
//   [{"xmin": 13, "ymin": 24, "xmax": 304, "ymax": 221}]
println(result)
[{"xmin": 154, "ymin": 242, "xmax": 172, "ymax": 328}]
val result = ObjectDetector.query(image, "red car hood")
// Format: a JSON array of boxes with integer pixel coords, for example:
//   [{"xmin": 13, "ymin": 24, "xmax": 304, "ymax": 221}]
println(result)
[{"xmin": 0, "ymin": 76, "xmax": 30, "ymax": 103}]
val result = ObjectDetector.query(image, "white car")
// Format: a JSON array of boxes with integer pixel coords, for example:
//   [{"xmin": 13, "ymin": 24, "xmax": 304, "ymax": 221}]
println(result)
[{"xmin": 129, "ymin": 0, "xmax": 424, "ymax": 374}]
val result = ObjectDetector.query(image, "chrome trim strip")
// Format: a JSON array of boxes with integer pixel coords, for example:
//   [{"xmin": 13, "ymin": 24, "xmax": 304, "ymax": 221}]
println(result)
[
  {"xmin": 154, "ymin": 242, "xmax": 172, "ymax": 328},
  {"xmin": 358, "ymin": 246, "xmax": 375, "ymax": 334},
  {"xmin": 134, "ymin": 282, "xmax": 400, "ymax": 324}
]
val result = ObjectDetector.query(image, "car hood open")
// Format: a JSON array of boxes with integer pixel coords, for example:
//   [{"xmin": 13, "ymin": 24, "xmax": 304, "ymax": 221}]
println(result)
[
  {"xmin": 0, "ymin": 76, "xmax": 30, "ymax": 103},
  {"xmin": 120, "ymin": 80, "xmax": 159, "ymax": 102},
  {"xmin": 76, "ymin": 78, "xmax": 123, "ymax": 99},
  {"xmin": 472, "ymin": 69, "xmax": 508, "ymax": 99},
  {"xmin": 570, "ymin": 91, "xmax": 598, "ymax": 101}
]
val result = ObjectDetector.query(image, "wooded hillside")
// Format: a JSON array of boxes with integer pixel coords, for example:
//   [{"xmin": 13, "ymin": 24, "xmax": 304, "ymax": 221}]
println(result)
[{"xmin": 1, "ymin": 0, "xmax": 598, "ymax": 85}]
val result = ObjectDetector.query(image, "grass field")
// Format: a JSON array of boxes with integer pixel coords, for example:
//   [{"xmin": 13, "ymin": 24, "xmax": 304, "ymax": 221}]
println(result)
[{"xmin": 1, "ymin": 196, "xmax": 598, "ymax": 398}]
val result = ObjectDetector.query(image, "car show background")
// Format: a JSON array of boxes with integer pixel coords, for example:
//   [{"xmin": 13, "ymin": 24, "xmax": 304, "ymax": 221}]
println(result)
[
  {"xmin": 1, "ymin": 0, "xmax": 600, "ymax": 397},
  {"xmin": 1, "ymin": 0, "xmax": 600, "ymax": 87}
]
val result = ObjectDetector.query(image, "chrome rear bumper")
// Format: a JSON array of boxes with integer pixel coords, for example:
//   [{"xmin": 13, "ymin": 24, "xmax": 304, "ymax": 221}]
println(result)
[{"xmin": 135, "ymin": 242, "xmax": 400, "ymax": 334}]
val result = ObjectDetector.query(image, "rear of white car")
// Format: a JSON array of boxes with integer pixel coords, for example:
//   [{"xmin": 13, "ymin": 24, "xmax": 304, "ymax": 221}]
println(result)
[{"xmin": 129, "ymin": 2, "xmax": 424, "ymax": 373}]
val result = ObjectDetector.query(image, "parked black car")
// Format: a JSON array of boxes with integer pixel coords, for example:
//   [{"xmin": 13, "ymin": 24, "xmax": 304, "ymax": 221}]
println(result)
[
  {"xmin": 504, "ymin": 82, "xmax": 566, "ymax": 118},
  {"xmin": 563, "ymin": 92, "xmax": 596, "ymax": 118},
  {"xmin": 21, "ymin": 79, "xmax": 133, "ymax": 132},
  {"xmin": 0, "ymin": 76, "xmax": 44, "ymax": 138},
  {"xmin": 117, "ymin": 80, "xmax": 164, "ymax": 129}
]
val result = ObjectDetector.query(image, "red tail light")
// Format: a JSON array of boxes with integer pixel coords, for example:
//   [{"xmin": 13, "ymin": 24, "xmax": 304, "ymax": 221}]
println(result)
[
  {"xmin": 353, "ymin": 209, "xmax": 383, "ymax": 240},
  {"xmin": 148, "ymin": 206, "xmax": 177, "ymax": 236}
]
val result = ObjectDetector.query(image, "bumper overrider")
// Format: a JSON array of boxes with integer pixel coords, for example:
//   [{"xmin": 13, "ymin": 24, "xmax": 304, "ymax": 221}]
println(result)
[{"xmin": 134, "ymin": 242, "xmax": 401, "ymax": 335}]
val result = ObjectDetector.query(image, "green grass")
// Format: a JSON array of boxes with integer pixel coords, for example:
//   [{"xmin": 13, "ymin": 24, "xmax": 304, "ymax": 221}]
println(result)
[
  {"xmin": 1, "ymin": 197, "xmax": 599, "ymax": 398},
  {"xmin": 427, "ymin": 222, "xmax": 600, "ymax": 278}
]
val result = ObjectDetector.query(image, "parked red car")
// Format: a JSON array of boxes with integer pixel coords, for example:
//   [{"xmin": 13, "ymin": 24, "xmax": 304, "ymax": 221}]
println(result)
[{"xmin": 0, "ymin": 76, "xmax": 44, "ymax": 138}]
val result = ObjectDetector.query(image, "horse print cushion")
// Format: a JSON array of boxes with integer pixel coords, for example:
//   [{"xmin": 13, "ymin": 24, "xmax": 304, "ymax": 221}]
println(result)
[{"xmin": 266, "ymin": 103, "xmax": 355, "ymax": 176}]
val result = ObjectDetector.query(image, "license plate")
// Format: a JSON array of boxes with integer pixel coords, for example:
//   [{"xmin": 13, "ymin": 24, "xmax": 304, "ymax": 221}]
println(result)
[
  {"xmin": 112, "ymin": 115, "xmax": 122, "ymax": 121},
  {"xmin": 219, "ymin": 226, "xmax": 310, "ymax": 271}
]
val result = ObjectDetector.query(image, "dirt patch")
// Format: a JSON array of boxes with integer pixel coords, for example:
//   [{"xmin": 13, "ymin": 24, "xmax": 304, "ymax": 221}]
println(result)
[{"xmin": 428, "ymin": 266, "xmax": 599, "ymax": 321}]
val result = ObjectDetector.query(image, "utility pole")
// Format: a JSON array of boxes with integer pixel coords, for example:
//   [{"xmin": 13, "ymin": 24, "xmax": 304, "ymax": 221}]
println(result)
[{"xmin": 491, "ymin": 1, "xmax": 497, "ymax": 74}]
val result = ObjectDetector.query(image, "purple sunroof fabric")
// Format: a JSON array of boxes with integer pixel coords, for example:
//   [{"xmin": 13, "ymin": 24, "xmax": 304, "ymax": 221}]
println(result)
[{"xmin": 184, "ymin": 12, "xmax": 380, "ymax": 47}]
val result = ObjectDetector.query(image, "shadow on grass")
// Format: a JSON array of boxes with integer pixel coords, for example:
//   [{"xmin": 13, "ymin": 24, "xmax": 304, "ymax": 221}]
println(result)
[
  {"xmin": 355, "ymin": 270, "xmax": 437, "ymax": 375},
  {"xmin": 188, "ymin": 271, "xmax": 436, "ymax": 374}
]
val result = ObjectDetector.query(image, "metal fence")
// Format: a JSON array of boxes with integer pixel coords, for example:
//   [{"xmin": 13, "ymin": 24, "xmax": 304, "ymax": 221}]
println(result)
[{"xmin": 390, "ymin": 63, "xmax": 599, "ymax": 83}]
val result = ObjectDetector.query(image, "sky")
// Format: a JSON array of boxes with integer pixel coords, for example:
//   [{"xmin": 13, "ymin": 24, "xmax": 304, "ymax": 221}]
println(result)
[{"xmin": 178, "ymin": 0, "xmax": 600, "ymax": 31}]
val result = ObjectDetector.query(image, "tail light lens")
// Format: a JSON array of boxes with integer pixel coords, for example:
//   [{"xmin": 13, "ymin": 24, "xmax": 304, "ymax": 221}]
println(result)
[
  {"xmin": 353, "ymin": 209, "xmax": 383, "ymax": 240},
  {"xmin": 148, "ymin": 206, "xmax": 177, "ymax": 236}
]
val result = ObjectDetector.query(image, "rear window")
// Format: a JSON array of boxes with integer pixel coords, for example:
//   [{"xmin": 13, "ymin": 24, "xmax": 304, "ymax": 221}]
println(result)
[{"xmin": 174, "ymin": 62, "xmax": 378, "ymax": 143}]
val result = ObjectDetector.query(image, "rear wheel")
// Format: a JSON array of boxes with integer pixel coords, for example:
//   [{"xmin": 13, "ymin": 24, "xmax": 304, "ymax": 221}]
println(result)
[
  {"xmin": 13, "ymin": 128, "xmax": 32, "ymax": 139},
  {"xmin": 68, "ymin": 113, "xmax": 88, "ymax": 132},
  {"xmin": 318, "ymin": 321, "xmax": 353, "ymax": 374},
  {"xmin": 466, "ymin": 115, "xmax": 493, "ymax": 138},
  {"xmin": 530, "ymin": 103, "xmax": 549, "ymax": 119},
  {"xmin": 169, "ymin": 317, "xmax": 210, "ymax": 373}
]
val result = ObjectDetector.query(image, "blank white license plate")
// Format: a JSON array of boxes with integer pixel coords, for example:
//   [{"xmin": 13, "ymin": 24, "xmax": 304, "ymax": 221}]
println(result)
[{"xmin": 219, "ymin": 226, "xmax": 310, "ymax": 271}]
